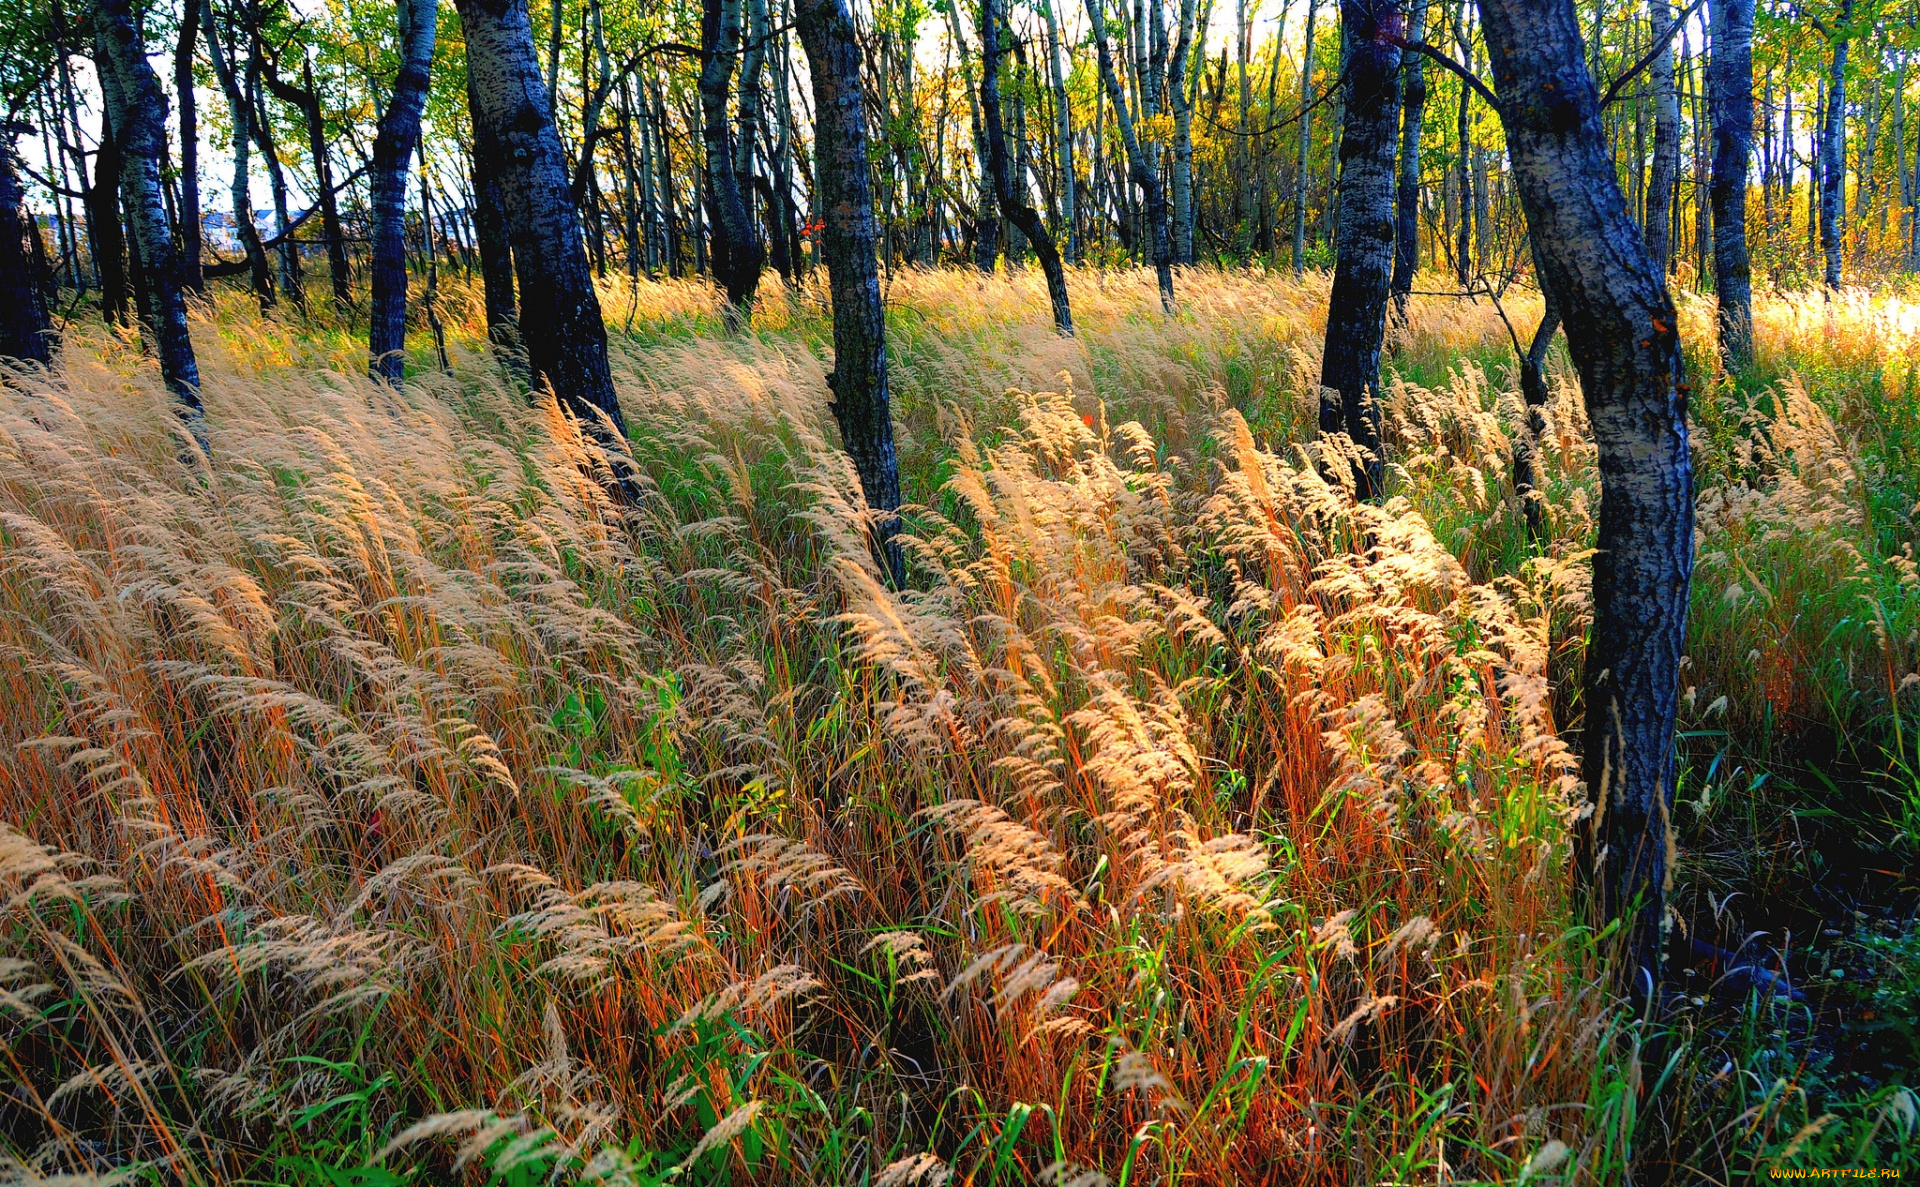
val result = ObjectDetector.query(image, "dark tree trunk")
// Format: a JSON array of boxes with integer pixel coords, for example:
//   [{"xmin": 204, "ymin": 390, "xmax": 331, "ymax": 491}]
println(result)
[
  {"xmin": 1819, "ymin": 6, "xmax": 1849, "ymax": 291},
  {"xmin": 1708, "ymin": 0, "xmax": 1755, "ymax": 368},
  {"xmin": 469, "ymin": 69, "xmax": 524, "ymax": 374},
  {"xmin": 94, "ymin": 0, "xmax": 207, "ymax": 453},
  {"xmin": 367, "ymin": 0, "xmax": 438, "ymax": 386},
  {"xmin": 1478, "ymin": 0, "xmax": 1694, "ymax": 995},
  {"xmin": 1513, "ymin": 241, "xmax": 1561, "ymax": 541},
  {"xmin": 1644, "ymin": 0, "xmax": 1680, "ymax": 270},
  {"xmin": 1, "ymin": 139, "xmax": 55, "ymax": 364},
  {"xmin": 86, "ymin": 107, "xmax": 131, "ymax": 326},
  {"xmin": 794, "ymin": 0, "xmax": 905, "ymax": 585},
  {"xmin": 981, "ymin": 0, "xmax": 1073, "ymax": 336},
  {"xmin": 266, "ymin": 56, "xmax": 353, "ymax": 313},
  {"xmin": 1390, "ymin": 0, "xmax": 1428, "ymax": 318},
  {"xmin": 1087, "ymin": 0, "xmax": 1175, "ymax": 310},
  {"xmin": 175, "ymin": 10, "xmax": 203, "ymax": 294},
  {"xmin": 700, "ymin": 0, "xmax": 766, "ymax": 322},
  {"xmin": 1318, "ymin": 0, "xmax": 1403, "ymax": 499},
  {"xmin": 458, "ymin": 0, "xmax": 634, "ymax": 477}
]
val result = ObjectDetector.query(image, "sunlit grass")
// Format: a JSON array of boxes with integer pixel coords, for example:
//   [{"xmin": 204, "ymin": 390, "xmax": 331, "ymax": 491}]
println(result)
[{"xmin": 0, "ymin": 265, "xmax": 1915, "ymax": 1183}]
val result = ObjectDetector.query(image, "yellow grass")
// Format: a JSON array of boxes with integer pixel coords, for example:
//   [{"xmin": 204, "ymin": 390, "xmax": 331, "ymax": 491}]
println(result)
[{"xmin": 1, "ymin": 266, "xmax": 1914, "ymax": 1183}]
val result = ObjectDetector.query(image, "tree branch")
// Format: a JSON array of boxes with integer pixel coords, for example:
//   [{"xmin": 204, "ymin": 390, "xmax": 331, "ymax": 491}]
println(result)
[
  {"xmin": 1394, "ymin": 39, "xmax": 1501, "ymax": 110},
  {"xmin": 1598, "ymin": 0, "xmax": 1708, "ymax": 109}
]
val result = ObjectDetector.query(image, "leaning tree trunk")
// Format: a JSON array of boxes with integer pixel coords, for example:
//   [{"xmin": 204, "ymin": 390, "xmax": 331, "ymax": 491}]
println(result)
[
  {"xmin": 981, "ymin": 0, "xmax": 1074, "ymax": 335},
  {"xmin": 1318, "ymin": 0, "xmax": 1403, "ymax": 500},
  {"xmin": 1819, "ymin": 6, "xmax": 1850, "ymax": 291},
  {"xmin": 94, "ymin": 0, "xmax": 206, "ymax": 453},
  {"xmin": 1390, "ymin": 0, "xmax": 1429, "ymax": 318},
  {"xmin": 793, "ymin": 0, "xmax": 905, "ymax": 586},
  {"xmin": 457, "ymin": 0, "xmax": 634, "ymax": 483},
  {"xmin": 1708, "ymin": 0, "xmax": 1755, "ymax": 368},
  {"xmin": 1087, "ymin": 0, "xmax": 1175, "ymax": 310},
  {"xmin": 1644, "ymin": 0, "xmax": 1680, "ymax": 270},
  {"xmin": 1, "ymin": 138, "xmax": 55, "ymax": 364},
  {"xmin": 700, "ymin": 0, "xmax": 766, "ymax": 323},
  {"xmin": 1476, "ymin": 0, "xmax": 1695, "ymax": 996},
  {"xmin": 367, "ymin": 0, "xmax": 438, "ymax": 386}
]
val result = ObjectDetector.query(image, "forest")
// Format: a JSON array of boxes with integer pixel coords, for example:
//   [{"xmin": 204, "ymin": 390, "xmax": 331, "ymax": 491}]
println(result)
[{"xmin": 1, "ymin": 0, "xmax": 1919, "ymax": 1179}]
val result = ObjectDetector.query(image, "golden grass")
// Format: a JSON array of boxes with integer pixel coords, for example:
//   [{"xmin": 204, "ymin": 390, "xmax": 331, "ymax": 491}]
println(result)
[{"xmin": 0, "ymin": 266, "xmax": 1913, "ymax": 1183}]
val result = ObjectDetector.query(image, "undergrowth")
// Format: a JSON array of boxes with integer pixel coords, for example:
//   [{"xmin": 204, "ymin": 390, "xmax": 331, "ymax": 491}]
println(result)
[{"xmin": 0, "ymin": 266, "xmax": 1915, "ymax": 1184}]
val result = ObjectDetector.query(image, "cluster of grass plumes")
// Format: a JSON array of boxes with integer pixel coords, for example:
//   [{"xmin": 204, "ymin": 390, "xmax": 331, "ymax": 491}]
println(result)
[{"xmin": 1, "ymin": 267, "xmax": 1915, "ymax": 1184}]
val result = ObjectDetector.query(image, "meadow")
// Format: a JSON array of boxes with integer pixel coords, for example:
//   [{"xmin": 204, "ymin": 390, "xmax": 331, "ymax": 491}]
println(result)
[{"xmin": 2, "ymin": 265, "xmax": 1917, "ymax": 1183}]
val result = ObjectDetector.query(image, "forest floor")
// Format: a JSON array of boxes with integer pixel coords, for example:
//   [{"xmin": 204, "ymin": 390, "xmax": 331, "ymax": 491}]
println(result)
[{"xmin": 2, "ymin": 266, "xmax": 1918, "ymax": 1184}]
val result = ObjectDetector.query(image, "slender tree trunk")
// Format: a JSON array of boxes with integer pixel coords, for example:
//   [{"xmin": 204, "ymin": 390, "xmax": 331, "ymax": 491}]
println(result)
[
  {"xmin": 202, "ymin": 0, "xmax": 273, "ymax": 310},
  {"xmin": 1819, "ymin": 7, "xmax": 1850, "ymax": 290},
  {"xmin": 1390, "ymin": 0, "xmax": 1428, "ymax": 317},
  {"xmin": 983, "ymin": 0, "xmax": 1074, "ymax": 334},
  {"xmin": 1645, "ymin": 0, "xmax": 1680, "ymax": 270},
  {"xmin": 85, "ymin": 103, "xmax": 131, "ymax": 324},
  {"xmin": 265, "ymin": 56, "xmax": 352, "ymax": 313},
  {"xmin": 458, "ymin": 0, "xmax": 633, "ymax": 469},
  {"xmin": 251, "ymin": 53, "xmax": 305, "ymax": 312},
  {"xmin": 1, "ymin": 140, "xmax": 55, "ymax": 364},
  {"xmin": 1318, "ymin": 0, "xmax": 1402, "ymax": 499},
  {"xmin": 1088, "ymin": 0, "xmax": 1175, "ymax": 309},
  {"xmin": 1169, "ymin": 0, "xmax": 1202, "ymax": 266},
  {"xmin": 946, "ymin": 0, "xmax": 999, "ymax": 273},
  {"xmin": 1688, "ymin": 28, "xmax": 1709, "ymax": 287},
  {"xmin": 1292, "ymin": 0, "xmax": 1318, "ymax": 277},
  {"xmin": 1513, "ymin": 242, "xmax": 1560, "ymax": 540},
  {"xmin": 701, "ymin": 0, "xmax": 766, "ymax": 321},
  {"xmin": 1480, "ymin": 0, "xmax": 1695, "ymax": 995},
  {"xmin": 309, "ymin": 60, "xmax": 351, "ymax": 312},
  {"xmin": 1455, "ymin": 23, "xmax": 1473, "ymax": 284},
  {"xmin": 368, "ymin": 0, "xmax": 438, "ymax": 385},
  {"xmin": 1041, "ymin": 0, "xmax": 1078, "ymax": 263},
  {"xmin": 175, "ymin": 9, "xmax": 203, "ymax": 295},
  {"xmin": 1709, "ymin": 0, "xmax": 1754, "ymax": 367},
  {"xmin": 793, "ymin": 0, "xmax": 905, "ymax": 585},
  {"xmin": 1235, "ymin": 0, "xmax": 1253, "ymax": 255},
  {"xmin": 94, "ymin": 0, "xmax": 206, "ymax": 452}
]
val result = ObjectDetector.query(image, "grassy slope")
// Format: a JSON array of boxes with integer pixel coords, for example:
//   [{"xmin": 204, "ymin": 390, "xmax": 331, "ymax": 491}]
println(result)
[{"xmin": 0, "ymin": 266, "xmax": 1915, "ymax": 1184}]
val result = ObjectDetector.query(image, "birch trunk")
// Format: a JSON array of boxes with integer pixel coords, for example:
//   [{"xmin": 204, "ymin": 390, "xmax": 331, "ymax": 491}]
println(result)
[
  {"xmin": 94, "ymin": 0, "xmax": 207, "ymax": 452},
  {"xmin": 1041, "ymin": 0, "xmax": 1078, "ymax": 263},
  {"xmin": 1479, "ymin": 0, "xmax": 1695, "ymax": 994},
  {"xmin": 983, "ymin": 0, "xmax": 1074, "ymax": 333},
  {"xmin": 793, "ymin": 0, "xmax": 905, "ymax": 584},
  {"xmin": 701, "ymin": 0, "xmax": 766, "ymax": 319},
  {"xmin": 1708, "ymin": 0, "xmax": 1754, "ymax": 367},
  {"xmin": 201, "ymin": 0, "xmax": 273, "ymax": 309},
  {"xmin": 1645, "ymin": 0, "xmax": 1680, "ymax": 270},
  {"xmin": 458, "ymin": 0, "xmax": 633, "ymax": 471},
  {"xmin": 367, "ymin": 0, "xmax": 438, "ymax": 385},
  {"xmin": 1390, "ymin": 0, "xmax": 1428, "ymax": 315},
  {"xmin": 1088, "ymin": 0, "xmax": 1176, "ymax": 309},
  {"xmin": 1, "ymin": 140, "xmax": 54, "ymax": 363},
  {"xmin": 1318, "ymin": 0, "xmax": 1402, "ymax": 499}
]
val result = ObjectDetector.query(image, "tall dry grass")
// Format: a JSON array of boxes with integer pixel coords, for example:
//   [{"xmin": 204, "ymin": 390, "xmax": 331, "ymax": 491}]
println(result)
[{"xmin": 0, "ymin": 266, "xmax": 1914, "ymax": 1183}]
